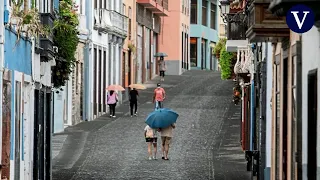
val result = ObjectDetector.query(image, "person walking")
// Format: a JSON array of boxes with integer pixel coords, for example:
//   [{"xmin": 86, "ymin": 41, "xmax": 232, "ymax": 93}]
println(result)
[
  {"xmin": 107, "ymin": 90, "xmax": 118, "ymax": 118},
  {"xmin": 144, "ymin": 124, "xmax": 158, "ymax": 160},
  {"xmin": 153, "ymin": 83, "xmax": 166, "ymax": 109},
  {"xmin": 129, "ymin": 88, "xmax": 139, "ymax": 117},
  {"xmin": 159, "ymin": 59, "xmax": 166, "ymax": 81},
  {"xmin": 160, "ymin": 123, "xmax": 175, "ymax": 160}
]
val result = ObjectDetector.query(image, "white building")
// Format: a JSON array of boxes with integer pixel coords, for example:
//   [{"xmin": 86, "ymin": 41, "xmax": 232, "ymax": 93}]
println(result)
[
  {"xmin": 301, "ymin": 26, "xmax": 320, "ymax": 179},
  {"xmin": 84, "ymin": 0, "xmax": 128, "ymax": 121}
]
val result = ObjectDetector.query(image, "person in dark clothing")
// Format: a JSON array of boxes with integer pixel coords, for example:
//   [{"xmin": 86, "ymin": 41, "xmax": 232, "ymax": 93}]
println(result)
[{"xmin": 129, "ymin": 88, "xmax": 139, "ymax": 117}]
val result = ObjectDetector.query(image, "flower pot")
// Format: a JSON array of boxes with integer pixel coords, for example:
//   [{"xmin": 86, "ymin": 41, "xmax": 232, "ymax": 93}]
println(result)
[{"xmin": 10, "ymin": 17, "xmax": 22, "ymax": 25}]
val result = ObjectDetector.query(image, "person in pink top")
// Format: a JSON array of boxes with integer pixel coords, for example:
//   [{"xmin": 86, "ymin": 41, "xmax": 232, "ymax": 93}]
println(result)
[
  {"xmin": 107, "ymin": 90, "xmax": 118, "ymax": 117},
  {"xmin": 152, "ymin": 83, "xmax": 166, "ymax": 108}
]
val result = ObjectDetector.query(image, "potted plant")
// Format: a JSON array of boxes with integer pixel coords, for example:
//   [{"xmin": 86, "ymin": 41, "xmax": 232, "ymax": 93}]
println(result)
[{"xmin": 128, "ymin": 42, "xmax": 136, "ymax": 54}]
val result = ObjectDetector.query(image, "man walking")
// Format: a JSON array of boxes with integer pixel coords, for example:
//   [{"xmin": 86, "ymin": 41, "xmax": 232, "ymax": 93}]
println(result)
[
  {"xmin": 160, "ymin": 123, "xmax": 175, "ymax": 160},
  {"xmin": 153, "ymin": 83, "xmax": 166, "ymax": 108},
  {"xmin": 129, "ymin": 88, "xmax": 139, "ymax": 117}
]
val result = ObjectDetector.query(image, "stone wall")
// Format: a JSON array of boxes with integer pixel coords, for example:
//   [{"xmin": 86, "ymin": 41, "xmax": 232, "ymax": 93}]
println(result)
[{"xmin": 72, "ymin": 42, "xmax": 85, "ymax": 125}]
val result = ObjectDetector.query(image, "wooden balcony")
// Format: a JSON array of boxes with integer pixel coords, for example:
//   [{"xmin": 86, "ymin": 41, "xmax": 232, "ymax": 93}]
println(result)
[
  {"xmin": 245, "ymin": 0, "xmax": 289, "ymax": 42},
  {"xmin": 137, "ymin": 0, "xmax": 169, "ymax": 16},
  {"xmin": 227, "ymin": 19, "xmax": 247, "ymax": 40},
  {"xmin": 269, "ymin": 0, "xmax": 320, "ymax": 22}
]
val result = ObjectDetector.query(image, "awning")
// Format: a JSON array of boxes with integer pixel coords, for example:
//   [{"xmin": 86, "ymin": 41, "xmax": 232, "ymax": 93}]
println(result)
[{"xmin": 226, "ymin": 40, "xmax": 248, "ymax": 52}]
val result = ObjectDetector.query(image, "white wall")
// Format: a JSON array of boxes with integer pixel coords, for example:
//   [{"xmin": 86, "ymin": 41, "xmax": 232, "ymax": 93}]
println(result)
[{"xmin": 301, "ymin": 26, "xmax": 320, "ymax": 180}]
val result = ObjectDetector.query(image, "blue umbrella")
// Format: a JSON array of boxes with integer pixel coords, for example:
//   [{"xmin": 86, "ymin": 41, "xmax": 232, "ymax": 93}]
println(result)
[{"xmin": 145, "ymin": 108, "xmax": 179, "ymax": 128}]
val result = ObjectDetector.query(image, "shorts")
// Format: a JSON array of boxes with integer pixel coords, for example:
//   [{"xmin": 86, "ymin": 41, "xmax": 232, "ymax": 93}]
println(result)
[
  {"xmin": 160, "ymin": 71, "xmax": 165, "ymax": 77},
  {"xmin": 146, "ymin": 137, "xmax": 157, "ymax": 143},
  {"xmin": 161, "ymin": 136, "xmax": 172, "ymax": 146}
]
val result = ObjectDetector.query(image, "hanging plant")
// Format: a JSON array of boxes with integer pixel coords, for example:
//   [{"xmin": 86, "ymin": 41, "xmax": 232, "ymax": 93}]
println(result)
[
  {"xmin": 51, "ymin": 0, "xmax": 79, "ymax": 88},
  {"xmin": 214, "ymin": 38, "xmax": 227, "ymax": 58},
  {"xmin": 9, "ymin": 0, "xmax": 48, "ymax": 46},
  {"xmin": 128, "ymin": 42, "xmax": 136, "ymax": 54}
]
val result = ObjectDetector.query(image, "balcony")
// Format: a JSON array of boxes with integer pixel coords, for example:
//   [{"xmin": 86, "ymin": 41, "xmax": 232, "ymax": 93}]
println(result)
[
  {"xmin": 227, "ymin": 20, "xmax": 247, "ymax": 40},
  {"xmin": 269, "ymin": 0, "xmax": 320, "ymax": 21},
  {"xmin": 109, "ymin": 10, "xmax": 128, "ymax": 37},
  {"xmin": 137, "ymin": 0, "xmax": 169, "ymax": 16},
  {"xmin": 245, "ymin": 0, "xmax": 289, "ymax": 42},
  {"xmin": 39, "ymin": 13, "xmax": 55, "ymax": 62},
  {"xmin": 94, "ymin": 8, "xmax": 112, "ymax": 33}
]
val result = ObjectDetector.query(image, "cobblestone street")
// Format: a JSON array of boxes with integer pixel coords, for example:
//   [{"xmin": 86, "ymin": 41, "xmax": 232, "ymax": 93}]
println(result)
[{"xmin": 52, "ymin": 71, "xmax": 250, "ymax": 180}]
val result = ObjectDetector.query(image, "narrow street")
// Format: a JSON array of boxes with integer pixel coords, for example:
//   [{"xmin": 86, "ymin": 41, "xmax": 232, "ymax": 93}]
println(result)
[{"xmin": 52, "ymin": 71, "xmax": 250, "ymax": 180}]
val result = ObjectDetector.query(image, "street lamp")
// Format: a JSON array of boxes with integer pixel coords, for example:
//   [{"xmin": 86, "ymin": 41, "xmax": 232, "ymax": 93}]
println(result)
[
  {"xmin": 219, "ymin": 0, "xmax": 230, "ymax": 15},
  {"xmin": 219, "ymin": 0, "xmax": 245, "ymax": 23}
]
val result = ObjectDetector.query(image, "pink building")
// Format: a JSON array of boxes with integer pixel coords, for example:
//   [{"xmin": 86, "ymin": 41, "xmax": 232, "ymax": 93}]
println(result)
[{"xmin": 158, "ymin": 0, "xmax": 190, "ymax": 75}]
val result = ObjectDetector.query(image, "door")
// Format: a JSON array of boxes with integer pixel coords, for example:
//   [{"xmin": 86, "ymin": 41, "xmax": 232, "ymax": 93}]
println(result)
[
  {"xmin": 2, "ymin": 81, "xmax": 11, "ymax": 179},
  {"xmin": 153, "ymin": 34, "xmax": 157, "ymax": 77},
  {"xmin": 14, "ymin": 81, "xmax": 21, "ymax": 180},
  {"xmin": 307, "ymin": 69, "xmax": 317, "ymax": 179},
  {"xmin": 128, "ymin": 51, "xmax": 132, "ymax": 85},
  {"xmin": 137, "ymin": 25, "xmax": 143, "ymax": 83},
  {"xmin": 122, "ymin": 51, "xmax": 126, "ymax": 88},
  {"xmin": 145, "ymin": 28, "xmax": 150, "ymax": 80}
]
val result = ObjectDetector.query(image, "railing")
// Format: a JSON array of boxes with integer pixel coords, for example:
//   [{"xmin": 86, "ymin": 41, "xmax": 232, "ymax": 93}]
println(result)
[
  {"xmin": 156, "ymin": 0, "xmax": 168, "ymax": 10},
  {"xmin": 109, "ymin": 10, "xmax": 128, "ymax": 35}
]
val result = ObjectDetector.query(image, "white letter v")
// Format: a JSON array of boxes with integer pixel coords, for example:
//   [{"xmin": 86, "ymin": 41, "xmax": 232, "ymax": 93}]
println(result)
[{"xmin": 291, "ymin": 11, "xmax": 310, "ymax": 29}]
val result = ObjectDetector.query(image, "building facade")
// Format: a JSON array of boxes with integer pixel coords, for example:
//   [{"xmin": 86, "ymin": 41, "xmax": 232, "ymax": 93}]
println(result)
[
  {"xmin": 158, "ymin": 0, "xmax": 190, "ymax": 75},
  {"xmin": 2, "ymin": 0, "xmax": 58, "ymax": 179},
  {"xmin": 83, "ymin": 0, "xmax": 128, "ymax": 121},
  {"xmin": 190, "ymin": 0, "xmax": 219, "ymax": 70},
  {"xmin": 134, "ymin": 0, "xmax": 168, "ymax": 83}
]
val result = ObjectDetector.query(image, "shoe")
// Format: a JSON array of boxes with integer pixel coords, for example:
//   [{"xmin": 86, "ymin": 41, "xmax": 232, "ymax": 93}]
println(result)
[
  {"xmin": 148, "ymin": 157, "xmax": 152, "ymax": 160},
  {"xmin": 112, "ymin": 116, "xmax": 116, "ymax": 118},
  {"xmin": 162, "ymin": 156, "xmax": 165, "ymax": 160},
  {"xmin": 153, "ymin": 156, "xmax": 157, "ymax": 160},
  {"xmin": 130, "ymin": 115, "xmax": 133, "ymax": 117},
  {"xmin": 134, "ymin": 113, "xmax": 137, "ymax": 116},
  {"xmin": 109, "ymin": 115, "xmax": 112, "ymax": 117}
]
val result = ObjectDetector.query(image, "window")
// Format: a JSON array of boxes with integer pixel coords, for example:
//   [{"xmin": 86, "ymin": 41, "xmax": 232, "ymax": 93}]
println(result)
[
  {"xmin": 190, "ymin": 37, "xmax": 197, "ymax": 67},
  {"xmin": 190, "ymin": 0, "xmax": 197, "ymax": 24},
  {"xmin": 210, "ymin": 3, "xmax": 216, "ymax": 29},
  {"xmin": 80, "ymin": 0, "xmax": 83, "ymax": 14},
  {"xmin": 99, "ymin": 0, "xmax": 102, "ymax": 8},
  {"xmin": 128, "ymin": 6, "xmax": 132, "ymax": 40},
  {"xmin": 94, "ymin": 0, "xmax": 97, "ymax": 8},
  {"xmin": 202, "ymin": 0, "xmax": 207, "ymax": 26}
]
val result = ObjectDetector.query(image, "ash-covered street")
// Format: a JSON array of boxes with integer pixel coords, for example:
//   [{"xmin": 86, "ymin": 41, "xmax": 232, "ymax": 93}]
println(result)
[{"xmin": 52, "ymin": 71, "xmax": 250, "ymax": 180}]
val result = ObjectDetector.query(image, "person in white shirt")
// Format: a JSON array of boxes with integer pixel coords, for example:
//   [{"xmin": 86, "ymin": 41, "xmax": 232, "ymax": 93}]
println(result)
[{"xmin": 144, "ymin": 125, "xmax": 158, "ymax": 160}]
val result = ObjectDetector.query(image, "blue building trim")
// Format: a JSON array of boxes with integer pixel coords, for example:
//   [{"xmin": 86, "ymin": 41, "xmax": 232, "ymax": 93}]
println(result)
[
  {"xmin": 10, "ymin": 71, "xmax": 14, "ymax": 160},
  {"xmin": 4, "ymin": 29, "xmax": 32, "ymax": 75},
  {"xmin": 190, "ymin": 0, "xmax": 219, "ymax": 70},
  {"xmin": 250, "ymin": 79, "xmax": 255, "ymax": 151}
]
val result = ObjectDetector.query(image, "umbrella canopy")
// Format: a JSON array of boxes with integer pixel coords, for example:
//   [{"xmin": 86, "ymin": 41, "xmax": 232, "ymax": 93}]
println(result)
[
  {"xmin": 145, "ymin": 108, "xmax": 179, "ymax": 128},
  {"xmin": 129, "ymin": 84, "xmax": 146, "ymax": 90},
  {"xmin": 106, "ymin": 84, "xmax": 125, "ymax": 91},
  {"xmin": 154, "ymin": 52, "xmax": 168, "ymax": 57}
]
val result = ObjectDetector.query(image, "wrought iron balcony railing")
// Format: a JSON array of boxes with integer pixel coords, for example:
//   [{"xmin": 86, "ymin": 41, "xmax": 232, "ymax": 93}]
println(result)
[
  {"xmin": 227, "ymin": 21, "xmax": 247, "ymax": 40},
  {"xmin": 109, "ymin": 10, "xmax": 128, "ymax": 36}
]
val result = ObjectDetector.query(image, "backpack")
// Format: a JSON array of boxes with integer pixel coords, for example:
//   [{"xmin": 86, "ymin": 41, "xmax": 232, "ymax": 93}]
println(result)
[{"xmin": 146, "ymin": 128, "xmax": 154, "ymax": 138}]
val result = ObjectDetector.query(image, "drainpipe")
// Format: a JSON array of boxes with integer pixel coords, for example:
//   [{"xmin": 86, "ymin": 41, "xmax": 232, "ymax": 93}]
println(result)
[{"xmin": 0, "ymin": 0, "xmax": 5, "ymax": 173}]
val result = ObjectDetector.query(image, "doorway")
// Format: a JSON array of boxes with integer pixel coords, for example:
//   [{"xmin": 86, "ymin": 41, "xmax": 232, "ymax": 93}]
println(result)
[
  {"xmin": 307, "ymin": 69, "xmax": 317, "ymax": 179},
  {"xmin": 282, "ymin": 58, "xmax": 288, "ymax": 179},
  {"xmin": 128, "ymin": 51, "xmax": 132, "ymax": 85}
]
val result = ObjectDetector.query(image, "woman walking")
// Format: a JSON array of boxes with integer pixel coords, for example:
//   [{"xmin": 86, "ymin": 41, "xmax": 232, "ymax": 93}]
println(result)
[
  {"xmin": 107, "ymin": 90, "xmax": 118, "ymax": 118},
  {"xmin": 144, "ymin": 124, "xmax": 158, "ymax": 160}
]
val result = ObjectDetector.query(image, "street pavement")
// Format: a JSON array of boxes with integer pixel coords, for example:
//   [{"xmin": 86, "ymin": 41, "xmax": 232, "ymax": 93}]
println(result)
[{"xmin": 52, "ymin": 70, "xmax": 251, "ymax": 180}]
